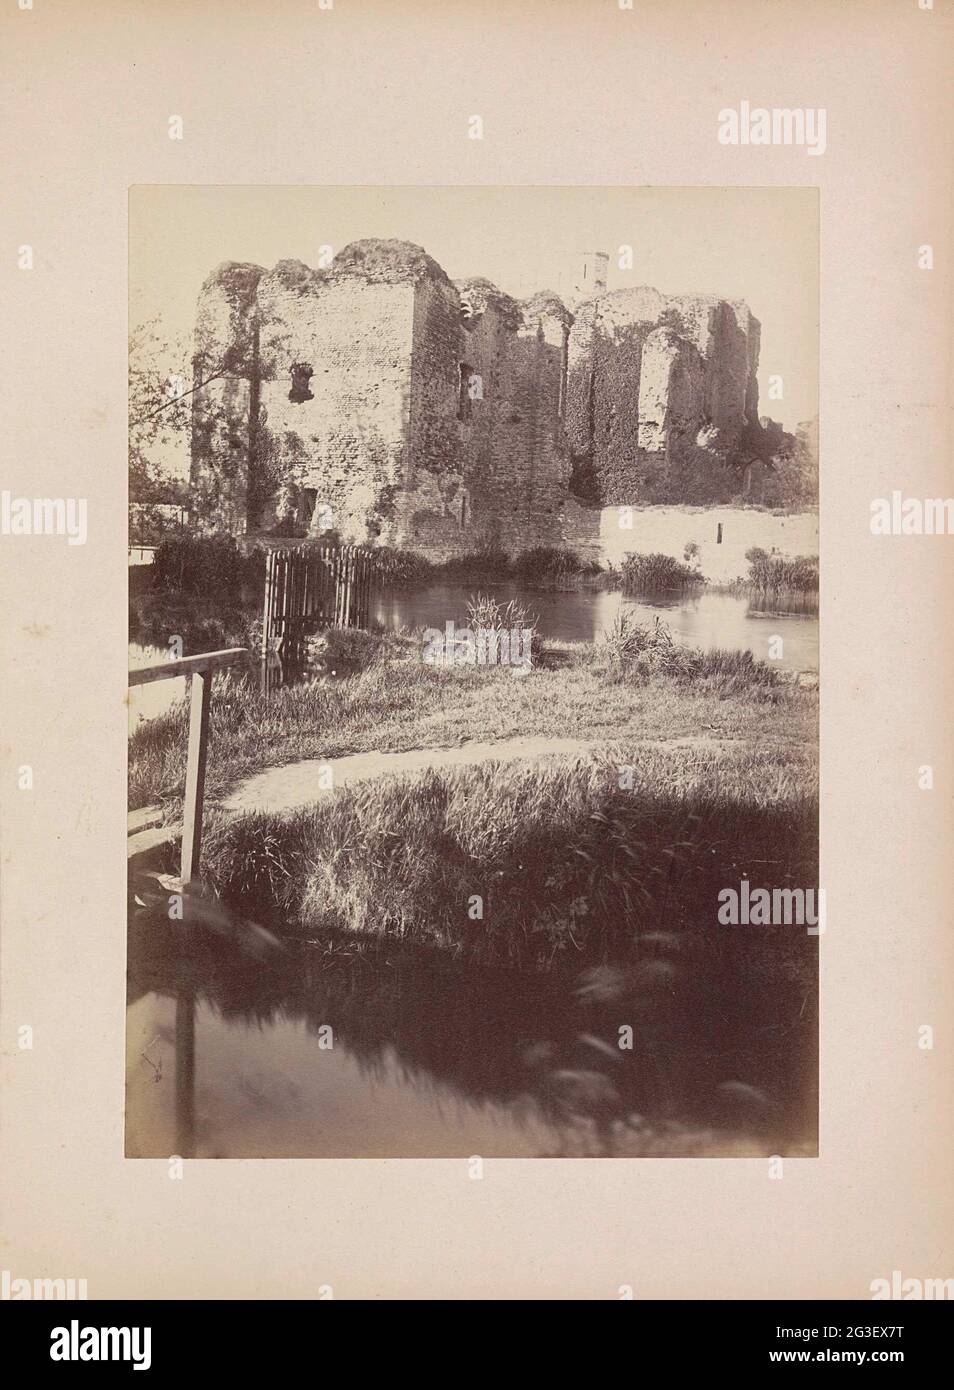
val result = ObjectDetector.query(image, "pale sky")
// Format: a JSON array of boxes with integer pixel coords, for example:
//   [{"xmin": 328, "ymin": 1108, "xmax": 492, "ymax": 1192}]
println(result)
[{"xmin": 130, "ymin": 184, "xmax": 818, "ymax": 434}]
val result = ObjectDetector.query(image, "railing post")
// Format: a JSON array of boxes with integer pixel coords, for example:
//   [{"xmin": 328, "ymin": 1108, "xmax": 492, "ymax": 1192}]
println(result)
[
  {"xmin": 180, "ymin": 666, "xmax": 212, "ymax": 887},
  {"xmin": 174, "ymin": 986, "xmax": 196, "ymax": 1158}
]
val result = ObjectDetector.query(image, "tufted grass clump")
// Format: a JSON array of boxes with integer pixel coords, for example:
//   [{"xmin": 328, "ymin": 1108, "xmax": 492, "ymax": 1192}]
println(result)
[
  {"xmin": 620, "ymin": 551, "xmax": 704, "ymax": 592},
  {"xmin": 599, "ymin": 611, "xmax": 780, "ymax": 693},
  {"xmin": 744, "ymin": 547, "xmax": 818, "ymax": 594}
]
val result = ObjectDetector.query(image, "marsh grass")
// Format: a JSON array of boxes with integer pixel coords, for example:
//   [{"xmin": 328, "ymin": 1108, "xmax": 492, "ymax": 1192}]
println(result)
[
  {"xmin": 510, "ymin": 545, "xmax": 598, "ymax": 587},
  {"xmin": 466, "ymin": 591, "xmax": 537, "ymax": 634},
  {"xmin": 194, "ymin": 750, "xmax": 817, "ymax": 973},
  {"xmin": 600, "ymin": 611, "xmax": 782, "ymax": 693},
  {"xmin": 421, "ymin": 544, "xmax": 598, "ymax": 588},
  {"xmin": 465, "ymin": 592, "xmax": 540, "ymax": 664},
  {"xmin": 744, "ymin": 547, "xmax": 819, "ymax": 595},
  {"xmin": 620, "ymin": 551, "xmax": 704, "ymax": 592},
  {"xmin": 301, "ymin": 625, "xmax": 408, "ymax": 676},
  {"xmin": 433, "ymin": 545, "xmax": 512, "ymax": 583}
]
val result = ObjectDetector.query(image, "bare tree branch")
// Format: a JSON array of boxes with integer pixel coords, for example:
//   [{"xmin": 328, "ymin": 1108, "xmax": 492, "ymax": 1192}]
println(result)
[{"xmin": 130, "ymin": 367, "xmax": 232, "ymax": 427}]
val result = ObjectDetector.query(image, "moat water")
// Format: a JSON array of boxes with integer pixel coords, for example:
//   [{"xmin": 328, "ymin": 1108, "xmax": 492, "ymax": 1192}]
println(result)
[
  {"xmin": 374, "ymin": 583, "xmax": 818, "ymax": 673},
  {"xmin": 125, "ymin": 919, "xmax": 817, "ymax": 1159},
  {"xmin": 129, "ymin": 584, "xmax": 818, "ymax": 723}
]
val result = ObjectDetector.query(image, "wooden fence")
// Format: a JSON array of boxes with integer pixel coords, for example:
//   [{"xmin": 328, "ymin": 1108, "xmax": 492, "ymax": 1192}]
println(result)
[
  {"xmin": 128, "ymin": 647, "xmax": 248, "ymax": 885},
  {"xmin": 261, "ymin": 544, "xmax": 393, "ymax": 658}
]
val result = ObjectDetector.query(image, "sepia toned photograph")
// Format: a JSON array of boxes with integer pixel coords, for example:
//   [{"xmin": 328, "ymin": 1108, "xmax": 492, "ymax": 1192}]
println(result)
[
  {"xmin": 5, "ymin": 0, "xmax": 954, "ymax": 1328},
  {"xmin": 126, "ymin": 184, "xmax": 819, "ymax": 1160}
]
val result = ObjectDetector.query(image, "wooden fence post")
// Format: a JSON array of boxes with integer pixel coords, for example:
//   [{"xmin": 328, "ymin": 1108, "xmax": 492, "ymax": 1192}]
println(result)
[
  {"xmin": 262, "ymin": 549, "xmax": 274, "ymax": 657},
  {"xmin": 180, "ymin": 666, "xmax": 212, "ymax": 887}
]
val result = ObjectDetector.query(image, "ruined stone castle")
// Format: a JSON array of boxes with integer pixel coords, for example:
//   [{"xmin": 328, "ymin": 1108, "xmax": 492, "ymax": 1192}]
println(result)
[{"xmin": 190, "ymin": 239, "xmax": 802, "ymax": 566}]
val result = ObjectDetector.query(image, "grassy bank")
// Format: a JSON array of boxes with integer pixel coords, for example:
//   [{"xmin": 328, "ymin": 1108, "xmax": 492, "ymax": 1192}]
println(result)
[
  {"xmin": 129, "ymin": 631, "xmax": 816, "ymax": 815},
  {"xmin": 193, "ymin": 749, "xmax": 817, "ymax": 974}
]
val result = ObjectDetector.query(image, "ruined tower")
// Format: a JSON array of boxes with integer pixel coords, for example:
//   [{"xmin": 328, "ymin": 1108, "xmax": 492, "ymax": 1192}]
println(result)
[
  {"xmin": 570, "ymin": 251, "xmax": 609, "ymax": 306},
  {"xmin": 190, "ymin": 240, "xmax": 573, "ymax": 557},
  {"xmin": 563, "ymin": 288, "xmax": 764, "ymax": 505}
]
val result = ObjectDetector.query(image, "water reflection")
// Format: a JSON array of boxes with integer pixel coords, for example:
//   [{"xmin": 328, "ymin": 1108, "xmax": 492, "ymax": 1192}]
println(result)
[
  {"xmin": 173, "ymin": 989, "xmax": 196, "ymax": 1158},
  {"xmin": 375, "ymin": 583, "xmax": 818, "ymax": 673},
  {"xmin": 126, "ymin": 895, "xmax": 817, "ymax": 1159},
  {"xmin": 129, "ymin": 582, "xmax": 818, "ymax": 724}
]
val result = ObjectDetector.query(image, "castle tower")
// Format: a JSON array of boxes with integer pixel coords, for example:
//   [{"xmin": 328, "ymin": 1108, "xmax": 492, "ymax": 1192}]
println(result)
[{"xmin": 570, "ymin": 251, "xmax": 609, "ymax": 305}]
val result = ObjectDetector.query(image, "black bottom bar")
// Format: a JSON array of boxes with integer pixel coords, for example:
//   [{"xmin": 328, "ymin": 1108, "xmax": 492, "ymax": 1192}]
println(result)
[{"xmin": 4, "ymin": 1297, "xmax": 951, "ymax": 1372}]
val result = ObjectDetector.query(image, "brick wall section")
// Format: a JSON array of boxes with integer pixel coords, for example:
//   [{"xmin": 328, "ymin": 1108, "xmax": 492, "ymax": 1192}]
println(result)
[
  {"xmin": 637, "ymin": 327, "xmax": 705, "ymax": 452},
  {"xmin": 436, "ymin": 285, "xmax": 571, "ymax": 557},
  {"xmin": 508, "ymin": 297, "xmax": 574, "ymax": 551},
  {"xmin": 395, "ymin": 274, "xmax": 465, "ymax": 554},
  {"xmin": 395, "ymin": 280, "xmax": 574, "ymax": 560},
  {"xmin": 565, "ymin": 291, "xmax": 659, "ymax": 501},
  {"xmin": 255, "ymin": 259, "xmax": 416, "ymax": 540},
  {"xmin": 455, "ymin": 282, "xmax": 524, "ymax": 551}
]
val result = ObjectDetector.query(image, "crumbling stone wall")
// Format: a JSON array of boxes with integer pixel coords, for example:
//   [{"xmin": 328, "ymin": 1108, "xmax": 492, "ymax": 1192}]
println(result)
[
  {"xmin": 564, "ymin": 287, "xmax": 765, "ymax": 506},
  {"xmin": 190, "ymin": 240, "xmax": 786, "ymax": 563},
  {"xmin": 439, "ymin": 282, "xmax": 571, "ymax": 556},
  {"xmin": 395, "ymin": 271, "xmax": 466, "ymax": 553},
  {"xmin": 637, "ymin": 327, "xmax": 705, "ymax": 452}
]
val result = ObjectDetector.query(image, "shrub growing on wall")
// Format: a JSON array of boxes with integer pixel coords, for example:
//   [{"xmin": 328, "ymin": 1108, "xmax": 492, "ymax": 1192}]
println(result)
[{"xmin": 636, "ymin": 443, "xmax": 743, "ymax": 506}]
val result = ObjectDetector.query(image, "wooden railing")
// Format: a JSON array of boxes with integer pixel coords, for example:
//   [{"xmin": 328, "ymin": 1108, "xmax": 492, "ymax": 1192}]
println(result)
[{"xmin": 128, "ymin": 647, "xmax": 248, "ymax": 885}]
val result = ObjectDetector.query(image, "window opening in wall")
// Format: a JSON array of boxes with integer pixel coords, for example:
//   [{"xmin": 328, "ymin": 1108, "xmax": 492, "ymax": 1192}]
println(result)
[
  {"xmin": 460, "ymin": 493, "xmax": 468, "ymax": 529},
  {"xmin": 458, "ymin": 364, "xmax": 482, "ymax": 420},
  {"xmin": 716, "ymin": 522, "xmax": 723, "ymax": 544},
  {"xmin": 458, "ymin": 364, "xmax": 472, "ymax": 421},
  {"xmin": 289, "ymin": 363, "xmax": 314, "ymax": 404}
]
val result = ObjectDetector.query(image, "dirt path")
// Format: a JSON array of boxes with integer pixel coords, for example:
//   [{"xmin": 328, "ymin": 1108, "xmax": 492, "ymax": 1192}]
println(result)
[
  {"xmin": 220, "ymin": 733, "xmax": 736, "ymax": 819},
  {"xmin": 221, "ymin": 736, "xmax": 595, "ymax": 817}
]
